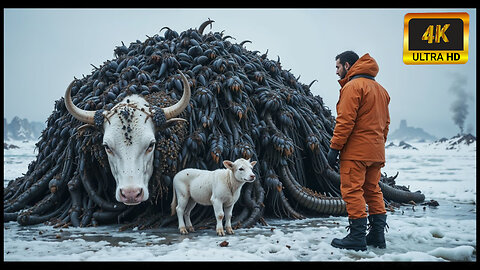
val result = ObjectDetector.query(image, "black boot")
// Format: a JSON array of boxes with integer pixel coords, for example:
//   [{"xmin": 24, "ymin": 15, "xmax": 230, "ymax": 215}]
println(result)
[
  {"xmin": 366, "ymin": 214, "xmax": 388, "ymax": 249},
  {"xmin": 331, "ymin": 217, "xmax": 367, "ymax": 251}
]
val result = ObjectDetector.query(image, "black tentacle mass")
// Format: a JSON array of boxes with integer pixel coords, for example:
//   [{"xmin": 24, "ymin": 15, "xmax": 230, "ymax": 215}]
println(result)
[{"xmin": 4, "ymin": 20, "xmax": 425, "ymax": 229}]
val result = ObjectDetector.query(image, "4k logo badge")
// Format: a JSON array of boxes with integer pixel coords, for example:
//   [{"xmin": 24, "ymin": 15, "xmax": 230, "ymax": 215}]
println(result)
[{"xmin": 403, "ymin": 12, "xmax": 469, "ymax": 64}]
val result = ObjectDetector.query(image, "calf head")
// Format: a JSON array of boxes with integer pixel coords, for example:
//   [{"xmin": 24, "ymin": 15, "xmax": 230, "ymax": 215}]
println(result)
[{"xmin": 223, "ymin": 158, "xmax": 257, "ymax": 183}]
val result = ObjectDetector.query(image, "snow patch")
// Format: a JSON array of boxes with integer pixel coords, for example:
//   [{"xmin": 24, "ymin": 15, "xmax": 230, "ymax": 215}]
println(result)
[{"xmin": 3, "ymin": 140, "xmax": 476, "ymax": 261}]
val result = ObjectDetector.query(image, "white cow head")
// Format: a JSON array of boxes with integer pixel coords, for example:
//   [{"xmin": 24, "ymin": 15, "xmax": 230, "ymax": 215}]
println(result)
[
  {"xmin": 65, "ymin": 71, "xmax": 190, "ymax": 205},
  {"xmin": 223, "ymin": 158, "xmax": 257, "ymax": 183}
]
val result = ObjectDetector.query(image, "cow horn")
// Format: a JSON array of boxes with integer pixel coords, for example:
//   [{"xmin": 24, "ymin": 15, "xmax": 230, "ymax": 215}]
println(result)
[
  {"xmin": 162, "ymin": 70, "xmax": 191, "ymax": 120},
  {"xmin": 64, "ymin": 80, "xmax": 96, "ymax": 125}
]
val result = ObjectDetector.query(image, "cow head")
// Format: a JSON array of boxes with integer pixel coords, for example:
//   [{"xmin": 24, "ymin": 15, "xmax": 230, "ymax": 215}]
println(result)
[
  {"xmin": 223, "ymin": 158, "xmax": 257, "ymax": 183},
  {"xmin": 65, "ymin": 71, "xmax": 191, "ymax": 205}
]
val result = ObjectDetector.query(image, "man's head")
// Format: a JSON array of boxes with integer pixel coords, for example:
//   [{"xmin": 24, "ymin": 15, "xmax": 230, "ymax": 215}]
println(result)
[{"xmin": 335, "ymin": 51, "xmax": 359, "ymax": 79}]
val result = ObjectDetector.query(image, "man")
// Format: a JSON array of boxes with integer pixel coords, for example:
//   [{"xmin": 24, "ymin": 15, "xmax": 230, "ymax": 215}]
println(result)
[{"xmin": 327, "ymin": 51, "xmax": 390, "ymax": 251}]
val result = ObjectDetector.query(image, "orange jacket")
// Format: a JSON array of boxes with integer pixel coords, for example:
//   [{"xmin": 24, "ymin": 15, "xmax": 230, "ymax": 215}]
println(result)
[{"xmin": 330, "ymin": 53, "xmax": 390, "ymax": 162}]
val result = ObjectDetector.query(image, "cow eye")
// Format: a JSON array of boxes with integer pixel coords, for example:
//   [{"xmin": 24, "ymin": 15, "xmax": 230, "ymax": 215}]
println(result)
[
  {"xmin": 239, "ymin": 167, "xmax": 244, "ymax": 171},
  {"xmin": 103, "ymin": 144, "xmax": 113, "ymax": 154},
  {"xmin": 146, "ymin": 142, "xmax": 155, "ymax": 153}
]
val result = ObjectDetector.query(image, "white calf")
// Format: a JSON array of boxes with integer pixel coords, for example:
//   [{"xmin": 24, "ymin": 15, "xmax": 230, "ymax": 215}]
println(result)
[{"xmin": 171, "ymin": 158, "xmax": 257, "ymax": 236}]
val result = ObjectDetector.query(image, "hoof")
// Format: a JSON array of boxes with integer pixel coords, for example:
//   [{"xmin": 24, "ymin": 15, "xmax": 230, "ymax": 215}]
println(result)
[
  {"xmin": 216, "ymin": 228, "xmax": 225, "ymax": 236},
  {"xmin": 179, "ymin": 227, "xmax": 189, "ymax": 235},
  {"xmin": 226, "ymin": 227, "xmax": 234, "ymax": 235}
]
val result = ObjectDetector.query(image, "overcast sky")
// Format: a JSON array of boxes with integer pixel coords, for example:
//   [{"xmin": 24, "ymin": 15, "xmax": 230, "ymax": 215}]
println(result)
[{"xmin": 4, "ymin": 8, "xmax": 476, "ymax": 138}]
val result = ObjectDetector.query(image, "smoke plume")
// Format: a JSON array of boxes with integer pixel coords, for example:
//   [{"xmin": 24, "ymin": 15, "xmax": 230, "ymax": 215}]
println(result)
[{"xmin": 449, "ymin": 74, "xmax": 470, "ymax": 135}]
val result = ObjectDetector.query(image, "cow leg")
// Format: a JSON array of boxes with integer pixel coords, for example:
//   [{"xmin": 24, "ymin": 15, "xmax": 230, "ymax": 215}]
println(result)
[
  {"xmin": 224, "ymin": 203, "xmax": 234, "ymax": 235},
  {"xmin": 184, "ymin": 198, "xmax": 197, "ymax": 232},
  {"xmin": 211, "ymin": 198, "xmax": 225, "ymax": 236},
  {"xmin": 175, "ymin": 191, "xmax": 190, "ymax": 235}
]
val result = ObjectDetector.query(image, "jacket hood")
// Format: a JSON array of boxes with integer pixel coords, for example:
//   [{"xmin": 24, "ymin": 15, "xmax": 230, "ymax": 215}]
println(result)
[{"xmin": 338, "ymin": 53, "xmax": 379, "ymax": 87}]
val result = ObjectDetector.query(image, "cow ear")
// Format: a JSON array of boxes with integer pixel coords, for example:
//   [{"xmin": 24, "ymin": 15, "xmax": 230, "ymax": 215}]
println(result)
[
  {"xmin": 250, "ymin": 161, "xmax": 257, "ymax": 167},
  {"xmin": 223, "ymin": 160, "xmax": 234, "ymax": 170}
]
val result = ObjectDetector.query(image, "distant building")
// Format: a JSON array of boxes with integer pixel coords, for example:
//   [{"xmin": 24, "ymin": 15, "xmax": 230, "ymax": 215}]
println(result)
[{"xmin": 388, "ymin": 119, "xmax": 437, "ymax": 142}]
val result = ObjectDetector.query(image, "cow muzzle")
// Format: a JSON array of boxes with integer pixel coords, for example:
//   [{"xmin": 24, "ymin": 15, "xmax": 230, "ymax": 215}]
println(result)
[
  {"xmin": 118, "ymin": 186, "xmax": 146, "ymax": 205},
  {"xmin": 244, "ymin": 174, "xmax": 256, "ymax": 183}
]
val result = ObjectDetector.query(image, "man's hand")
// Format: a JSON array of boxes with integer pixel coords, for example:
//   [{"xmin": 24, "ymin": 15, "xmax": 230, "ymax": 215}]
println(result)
[{"xmin": 327, "ymin": 148, "xmax": 340, "ymax": 168}]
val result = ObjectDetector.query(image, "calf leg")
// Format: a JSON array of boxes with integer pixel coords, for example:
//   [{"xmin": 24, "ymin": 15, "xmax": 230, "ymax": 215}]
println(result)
[
  {"xmin": 184, "ymin": 198, "xmax": 197, "ymax": 232},
  {"xmin": 175, "ymin": 192, "xmax": 190, "ymax": 235},
  {"xmin": 224, "ymin": 204, "xmax": 234, "ymax": 235},
  {"xmin": 211, "ymin": 198, "xmax": 225, "ymax": 236}
]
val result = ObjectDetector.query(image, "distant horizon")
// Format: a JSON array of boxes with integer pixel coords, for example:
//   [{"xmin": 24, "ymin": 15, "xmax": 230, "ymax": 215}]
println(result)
[{"xmin": 3, "ymin": 114, "xmax": 475, "ymax": 139}]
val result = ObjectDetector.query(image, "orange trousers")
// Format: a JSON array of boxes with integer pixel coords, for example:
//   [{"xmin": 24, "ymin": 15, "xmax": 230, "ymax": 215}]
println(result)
[{"xmin": 339, "ymin": 160, "xmax": 386, "ymax": 219}]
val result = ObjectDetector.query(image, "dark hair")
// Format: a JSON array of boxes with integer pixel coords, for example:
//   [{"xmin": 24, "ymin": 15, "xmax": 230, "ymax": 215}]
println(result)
[{"xmin": 335, "ymin": 51, "xmax": 359, "ymax": 66}]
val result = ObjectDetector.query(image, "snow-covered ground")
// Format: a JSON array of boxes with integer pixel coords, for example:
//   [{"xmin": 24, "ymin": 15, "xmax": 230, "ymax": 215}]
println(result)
[{"xmin": 3, "ymin": 138, "xmax": 476, "ymax": 261}]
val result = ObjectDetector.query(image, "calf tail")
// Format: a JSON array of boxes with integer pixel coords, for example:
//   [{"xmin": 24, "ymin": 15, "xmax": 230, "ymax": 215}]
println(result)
[{"xmin": 170, "ymin": 186, "xmax": 177, "ymax": 216}]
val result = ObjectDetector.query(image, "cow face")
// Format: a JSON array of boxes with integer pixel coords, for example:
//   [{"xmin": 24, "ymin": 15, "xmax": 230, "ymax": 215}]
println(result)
[
  {"xmin": 65, "ymin": 71, "xmax": 191, "ymax": 205},
  {"xmin": 102, "ymin": 96, "xmax": 156, "ymax": 205}
]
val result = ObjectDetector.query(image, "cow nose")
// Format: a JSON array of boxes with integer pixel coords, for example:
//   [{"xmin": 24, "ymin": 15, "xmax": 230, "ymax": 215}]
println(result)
[
  {"xmin": 119, "ymin": 187, "xmax": 143, "ymax": 204},
  {"xmin": 250, "ymin": 174, "xmax": 256, "ymax": 181}
]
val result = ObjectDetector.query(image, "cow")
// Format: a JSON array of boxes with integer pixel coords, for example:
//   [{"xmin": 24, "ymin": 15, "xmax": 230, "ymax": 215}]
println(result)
[
  {"xmin": 64, "ymin": 71, "xmax": 191, "ymax": 205},
  {"xmin": 171, "ymin": 158, "xmax": 257, "ymax": 236}
]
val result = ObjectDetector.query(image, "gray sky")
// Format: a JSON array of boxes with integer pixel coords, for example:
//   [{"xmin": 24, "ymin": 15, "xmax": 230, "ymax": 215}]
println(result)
[{"xmin": 4, "ymin": 8, "xmax": 476, "ymax": 138}]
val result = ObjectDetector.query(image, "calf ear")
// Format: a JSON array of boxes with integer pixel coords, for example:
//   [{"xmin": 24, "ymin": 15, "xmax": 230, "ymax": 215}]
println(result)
[
  {"xmin": 250, "ymin": 161, "xmax": 257, "ymax": 167},
  {"xmin": 223, "ymin": 160, "xmax": 234, "ymax": 170}
]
